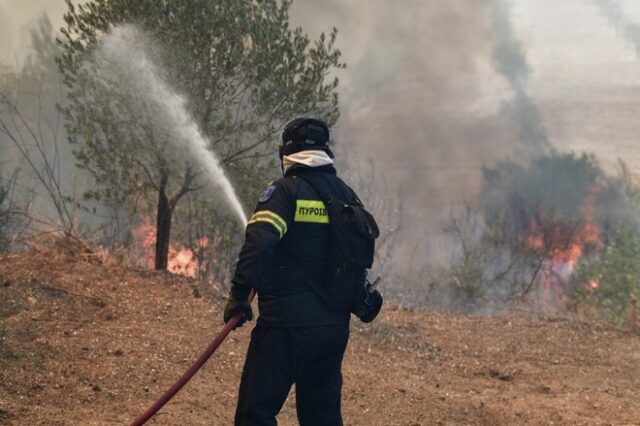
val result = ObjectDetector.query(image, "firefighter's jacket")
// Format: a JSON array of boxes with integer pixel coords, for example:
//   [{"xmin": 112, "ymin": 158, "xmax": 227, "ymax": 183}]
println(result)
[{"xmin": 230, "ymin": 164, "xmax": 353, "ymax": 327}]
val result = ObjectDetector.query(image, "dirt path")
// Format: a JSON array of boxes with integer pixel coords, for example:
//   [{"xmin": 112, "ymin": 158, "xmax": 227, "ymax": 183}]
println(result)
[{"xmin": 1, "ymin": 246, "xmax": 639, "ymax": 425}]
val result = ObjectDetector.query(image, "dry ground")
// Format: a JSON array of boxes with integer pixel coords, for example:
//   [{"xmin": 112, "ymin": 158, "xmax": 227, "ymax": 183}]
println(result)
[{"xmin": 1, "ymin": 242, "xmax": 639, "ymax": 425}]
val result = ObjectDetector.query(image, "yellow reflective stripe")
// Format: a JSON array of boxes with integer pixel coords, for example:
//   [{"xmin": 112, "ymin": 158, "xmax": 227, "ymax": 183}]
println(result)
[
  {"xmin": 247, "ymin": 217, "xmax": 285, "ymax": 238},
  {"xmin": 295, "ymin": 200, "xmax": 329, "ymax": 224},
  {"xmin": 249, "ymin": 210, "xmax": 288, "ymax": 235},
  {"xmin": 254, "ymin": 210, "xmax": 288, "ymax": 233}
]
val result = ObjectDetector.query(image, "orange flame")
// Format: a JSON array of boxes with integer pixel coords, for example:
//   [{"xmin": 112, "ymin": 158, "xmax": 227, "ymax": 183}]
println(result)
[
  {"xmin": 524, "ymin": 186, "xmax": 604, "ymax": 313},
  {"xmin": 133, "ymin": 221, "xmax": 206, "ymax": 278},
  {"xmin": 526, "ymin": 220, "xmax": 602, "ymax": 272},
  {"xmin": 526, "ymin": 186, "xmax": 603, "ymax": 273}
]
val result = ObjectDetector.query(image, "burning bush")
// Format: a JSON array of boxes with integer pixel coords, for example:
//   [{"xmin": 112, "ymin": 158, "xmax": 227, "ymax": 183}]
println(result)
[
  {"xmin": 570, "ymin": 228, "xmax": 640, "ymax": 328},
  {"xmin": 429, "ymin": 152, "xmax": 640, "ymax": 316},
  {"xmin": 568, "ymin": 166, "xmax": 640, "ymax": 328},
  {"xmin": 481, "ymin": 152, "xmax": 600, "ymax": 245},
  {"xmin": 128, "ymin": 190, "xmax": 245, "ymax": 286}
]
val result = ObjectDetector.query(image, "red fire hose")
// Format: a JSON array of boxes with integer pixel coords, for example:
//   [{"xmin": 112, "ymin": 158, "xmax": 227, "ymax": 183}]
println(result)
[{"xmin": 129, "ymin": 290, "xmax": 256, "ymax": 426}]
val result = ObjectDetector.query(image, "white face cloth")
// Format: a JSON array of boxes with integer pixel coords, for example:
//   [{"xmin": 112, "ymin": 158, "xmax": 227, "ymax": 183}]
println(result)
[{"xmin": 282, "ymin": 150, "xmax": 334, "ymax": 173}]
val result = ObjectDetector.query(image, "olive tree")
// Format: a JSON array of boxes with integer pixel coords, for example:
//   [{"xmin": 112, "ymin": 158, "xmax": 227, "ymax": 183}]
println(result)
[{"xmin": 57, "ymin": 0, "xmax": 344, "ymax": 270}]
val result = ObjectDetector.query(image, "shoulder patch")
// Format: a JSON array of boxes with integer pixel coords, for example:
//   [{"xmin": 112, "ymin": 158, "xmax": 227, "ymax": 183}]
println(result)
[{"xmin": 259, "ymin": 184, "xmax": 278, "ymax": 203}]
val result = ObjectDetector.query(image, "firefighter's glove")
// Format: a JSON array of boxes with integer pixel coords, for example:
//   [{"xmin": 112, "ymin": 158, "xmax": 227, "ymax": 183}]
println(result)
[{"xmin": 223, "ymin": 295, "xmax": 253, "ymax": 329}]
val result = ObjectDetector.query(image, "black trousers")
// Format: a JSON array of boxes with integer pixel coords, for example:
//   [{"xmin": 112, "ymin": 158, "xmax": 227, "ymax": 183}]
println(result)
[{"xmin": 234, "ymin": 324, "xmax": 350, "ymax": 426}]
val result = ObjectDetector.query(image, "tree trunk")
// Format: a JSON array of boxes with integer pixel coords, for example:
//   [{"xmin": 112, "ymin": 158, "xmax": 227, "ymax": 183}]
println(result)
[{"xmin": 155, "ymin": 187, "xmax": 173, "ymax": 271}]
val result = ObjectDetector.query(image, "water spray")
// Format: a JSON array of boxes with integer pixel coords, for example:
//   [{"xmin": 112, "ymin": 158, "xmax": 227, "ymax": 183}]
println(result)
[
  {"xmin": 98, "ymin": 25, "xmax": 247, "ymax": 228},
  {"xmin": 95, "ymin": 25, "xmax": 253, "ymax": 424}
]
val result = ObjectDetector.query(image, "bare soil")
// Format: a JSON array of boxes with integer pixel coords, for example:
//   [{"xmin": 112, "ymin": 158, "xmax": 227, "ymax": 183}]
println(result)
[{"xmin": 1, "ymin": 242, "xmax": 639, "ymax": 425}]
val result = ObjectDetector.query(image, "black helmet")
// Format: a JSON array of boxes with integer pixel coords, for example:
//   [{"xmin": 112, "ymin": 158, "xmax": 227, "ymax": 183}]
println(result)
[{"xmin": 279, "ymin": 118, "xmax": 334, "ymax": 159}]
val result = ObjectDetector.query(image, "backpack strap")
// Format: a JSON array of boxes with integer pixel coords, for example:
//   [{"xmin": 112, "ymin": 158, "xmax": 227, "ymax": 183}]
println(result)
[
  {"xmin": 299, "ymin": 173, "xmax": 380, "ymax": 240},
  {"xmin": 297, "ymin": 172, "xmax": 356, "ymax": 208},
  {"xmin": 297, "ymin": 173, "xmax": 337, "ymax": 206}
]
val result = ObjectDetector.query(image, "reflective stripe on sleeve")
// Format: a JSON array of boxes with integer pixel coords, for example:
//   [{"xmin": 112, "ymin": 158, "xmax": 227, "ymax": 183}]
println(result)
[{"xmin": 248, "ymin": 210, "xmax": 288, "ymax": 238}]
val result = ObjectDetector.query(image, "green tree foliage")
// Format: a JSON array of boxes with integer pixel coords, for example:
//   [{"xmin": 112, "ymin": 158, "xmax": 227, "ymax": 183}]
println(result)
[
  {"xmin": 57, "ymin": 0, "xmax": 344, "ymax": 271},
  {"xmin": 569, "ymin": 163, "xmax": 640, "ymax": 328},
  {"xmin": 570, "ymin": 229, "xmax": 640, "ymax": 328}
]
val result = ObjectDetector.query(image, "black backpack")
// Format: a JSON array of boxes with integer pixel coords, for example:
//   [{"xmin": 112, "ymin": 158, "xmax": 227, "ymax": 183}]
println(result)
[{"xmin": 298, "ymin": 173, "xmax": 383, "ymax": 322}]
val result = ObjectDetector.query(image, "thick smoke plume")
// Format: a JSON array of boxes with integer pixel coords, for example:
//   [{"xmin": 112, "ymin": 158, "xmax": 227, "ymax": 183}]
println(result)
[
  {"xmin": 491, "ymin": 0, "xmax": 550, "ymax": 159},
  {"xmin": 290, "ymin": 1, "xmax": 545, "ymax": 280}
]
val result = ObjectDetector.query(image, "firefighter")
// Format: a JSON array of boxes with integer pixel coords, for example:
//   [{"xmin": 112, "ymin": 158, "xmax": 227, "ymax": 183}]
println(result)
[{"xmin": 224, "ymin": 118, "xmax": 357, "ymax": 425}]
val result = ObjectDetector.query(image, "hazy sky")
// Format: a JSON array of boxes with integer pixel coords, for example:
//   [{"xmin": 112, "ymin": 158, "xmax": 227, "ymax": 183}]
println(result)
[
  {"xmin": 0, "ymin": 0, "xmax": 69, "ymax": 64},
  {"xmin": 5, "ymin": 0, "xmax": 640, "ymax": 269},
  {"xmin": 4, "ymin": 0, "xmax": 640, "ymax": 167},
  {"xmin": 288, "ymin": 0, "xmax": 640, "ymax": 164}
]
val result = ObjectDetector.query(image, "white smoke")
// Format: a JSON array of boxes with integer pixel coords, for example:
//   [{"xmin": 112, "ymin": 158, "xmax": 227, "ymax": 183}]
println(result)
[
  {"xmin": 593, "ymin": 0, "xmax": 640, "ymax": 55},
  {"xmin": 0, "ymin": 0, "xmax": 72, "ymax": 62}
]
